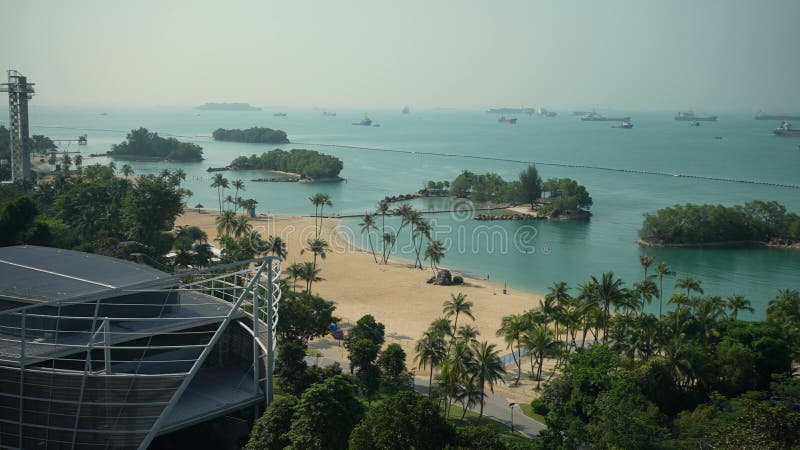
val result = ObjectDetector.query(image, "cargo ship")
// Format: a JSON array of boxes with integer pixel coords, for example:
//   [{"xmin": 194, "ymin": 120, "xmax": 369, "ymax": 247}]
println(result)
[
  {"xmin": 353, "ymin": 115, "xmax": 373, "ymax": 126},
  {"xmin": 675, "ymin": 111, "xmax": 717, "ymax": 121},
  {"xmin": 612, "ymin": 121, "xmax": 633, "ymax": 129},
  {"xmin": 487, "ymin": 107, "xmax": 535, "ymax": 115},
  {"xmin": 755, "ymin": 111, "xmax": 800, "ymax": 120},
  {"xmin": 581, "ymin": 112, "xmax": 630, "ymax": 122},
  {"xmin": 773, "ymin": 121, "xmax": 800, "ymax": 137},
  {"xmin": 498, "ymin": 116, "xmax": 517, "ymax": 124}
]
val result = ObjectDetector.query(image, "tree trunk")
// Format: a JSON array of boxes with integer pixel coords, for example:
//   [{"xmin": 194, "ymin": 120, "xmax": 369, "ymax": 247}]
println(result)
[{"xmin": 368, "ymin": 235, "xmax": 378, "ymax": 263}]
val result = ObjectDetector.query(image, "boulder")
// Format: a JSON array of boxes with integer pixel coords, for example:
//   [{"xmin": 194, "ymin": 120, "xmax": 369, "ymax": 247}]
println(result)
[{"xmin": 435, "ymin": 269, "xmax": 453, "ymax": 286}]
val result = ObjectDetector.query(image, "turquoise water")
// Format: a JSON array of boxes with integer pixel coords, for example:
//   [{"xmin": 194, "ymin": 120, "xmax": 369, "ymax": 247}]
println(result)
[{"xmin": 14, "ymin": 105, "xmax": 800, "ymax": 319}]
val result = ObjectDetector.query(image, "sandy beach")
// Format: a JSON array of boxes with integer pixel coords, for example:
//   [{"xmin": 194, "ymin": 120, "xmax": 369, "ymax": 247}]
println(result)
[{"xmin": 176, "ymin": 209, "xmax": 548, "ymax": 402}]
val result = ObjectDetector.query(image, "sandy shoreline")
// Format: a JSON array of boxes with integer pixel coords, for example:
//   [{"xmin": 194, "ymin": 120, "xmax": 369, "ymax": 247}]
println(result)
[{"xmin": 176, "ymin": 209, "xmax": 546, "ymax": 402}]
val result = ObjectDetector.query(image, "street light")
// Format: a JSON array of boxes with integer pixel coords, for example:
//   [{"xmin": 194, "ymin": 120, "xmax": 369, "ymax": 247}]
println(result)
[{"xmin": 509, "ymin": 402, "xmax": 516, "ymax": 432}]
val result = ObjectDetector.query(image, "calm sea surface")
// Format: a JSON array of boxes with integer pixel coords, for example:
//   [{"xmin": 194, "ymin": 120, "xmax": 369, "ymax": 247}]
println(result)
[{"xmin": 12, "ymin": 105, "xmax": 800, "ymax": 319}]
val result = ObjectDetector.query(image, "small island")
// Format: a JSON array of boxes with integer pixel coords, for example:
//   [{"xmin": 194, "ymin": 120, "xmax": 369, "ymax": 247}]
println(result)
[
  {"xmin": 108, "ymin": 127, "xmax": 203, "ymax": 162},
  {"xmin": 638, "ymin": 200, "xmax": 800, "ymax": 249},
  {"xmin": 195, "ymin": 102, "xmax": 261, "ymax": 111},
  {"xmin": 229, "ymin": 148, "xmax": 343, "ymax": 181},
  {"xmin": 212, "ymin": 127, "xmax": 289, "ymax": 144},
  {"xmin": 448, "ymin": 166, "xmax": 593, "ymax": 220}
]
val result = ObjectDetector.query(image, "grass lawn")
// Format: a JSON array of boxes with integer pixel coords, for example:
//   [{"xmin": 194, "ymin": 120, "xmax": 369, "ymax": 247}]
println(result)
[
  {"xmin": 519, "ymin": 403, "xmax": 547, "ymax": 424},
  {"xmin": 444, "ymin": 403, "xmax": 533, "ymax": 446}
]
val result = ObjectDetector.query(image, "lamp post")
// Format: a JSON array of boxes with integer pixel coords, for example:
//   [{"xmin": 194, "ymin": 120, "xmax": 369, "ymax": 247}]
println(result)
[{"xmin": 509, "ymin": 402, "xmax": 516, "ymax": 432}]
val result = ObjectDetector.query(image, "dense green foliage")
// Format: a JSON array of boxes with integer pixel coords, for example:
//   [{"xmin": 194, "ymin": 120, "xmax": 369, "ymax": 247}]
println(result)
[
  {"xmin": 640, "ymin": 200, "xmax": 800, "ymax": 244},
  {"xmin": 212, "ymin": 126, "xmax": 289, "ymax": 144},
  {"xmin": 542, "ymin": 177, "xmax": 593, "ymax": 211},
  {"xmin": 245, "ymin": 395, "xmax": 298, "ymax": 450},
  {"xmin": 518, "ymin": 266, "xmax": 800, "ymax": 449},
  {"xmin": 109, "ymin": 127, "xmax": 204, "ymax": 161},
  {"xmin": 446, "ymin": 165, "xmax": 591, "ymax": 211},
  {"xmin": 230, "ymin": 148, "xmax": 343, "ymax": 179},
  {"xmin": 0, "ymin": 165, "xmax": 192, "ymax": 265}
]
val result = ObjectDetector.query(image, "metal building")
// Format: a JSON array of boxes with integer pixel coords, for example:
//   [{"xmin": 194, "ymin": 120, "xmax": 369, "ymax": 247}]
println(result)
[
  {"xmin": 0, "ymin": 246, "xmax": 281, "ymax": 449},
  {"xmin": 0, "ymin": 70, "xmax": 35, "ymax": 183}
]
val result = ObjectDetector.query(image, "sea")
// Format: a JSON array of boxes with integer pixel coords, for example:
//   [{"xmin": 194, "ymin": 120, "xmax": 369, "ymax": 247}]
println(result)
[{"xmin": 10, "ymin": 105, "xmax": 800, "ymax": 319}]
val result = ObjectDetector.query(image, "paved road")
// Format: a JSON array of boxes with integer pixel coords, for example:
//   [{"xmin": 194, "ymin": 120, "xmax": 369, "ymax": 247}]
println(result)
[{"xmin": 307, "ymin": 352, "xmax": 546, "ymax": 438}]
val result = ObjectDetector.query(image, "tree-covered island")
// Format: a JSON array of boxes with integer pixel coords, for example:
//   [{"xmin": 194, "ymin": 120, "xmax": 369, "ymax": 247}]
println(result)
[
  {"xmin": 107, "ymin": 128, "xmax": 204, "ymax": 162},
  {"xmin": 639, "ymin": 200, "xmax": 800, "ymax": 248},
  {"xmin": 442, "ymin": 165, "xmax": 592, "ymax": 220},
  {"xmin": 230, "ymin": 148, "xmax": 343, "ymax": 181},
  {"xmin": 213, "ymin": 127, "xmax": 289, "ymax": 144}
]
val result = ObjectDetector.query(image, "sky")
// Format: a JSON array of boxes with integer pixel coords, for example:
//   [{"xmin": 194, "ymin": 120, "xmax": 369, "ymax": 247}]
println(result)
[{"xmin": 1, "ymin": 0, "xmax": 799, "ymax": 112}]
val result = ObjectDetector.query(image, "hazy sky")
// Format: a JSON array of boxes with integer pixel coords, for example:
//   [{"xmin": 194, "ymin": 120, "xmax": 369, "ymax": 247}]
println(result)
[{"xmin": 2, "ymin": 0, "xmax": 799, "ymax": 111}]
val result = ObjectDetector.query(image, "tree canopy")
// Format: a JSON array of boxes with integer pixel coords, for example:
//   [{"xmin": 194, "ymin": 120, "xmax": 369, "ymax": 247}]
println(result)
[
  {"xmin": 108, "ymin": 127, "xmax": 203, "ymax": 161},
  {"xmin": 212, "ymin": 127, "xmax": 289, "ymax": 144},
  {"xmin": 230, "ymin": 148, "xmax": 343, "ymax": 179},
  {"xmin": 639, "ymin": 201, "xmax": 800, "ymax": 245}
]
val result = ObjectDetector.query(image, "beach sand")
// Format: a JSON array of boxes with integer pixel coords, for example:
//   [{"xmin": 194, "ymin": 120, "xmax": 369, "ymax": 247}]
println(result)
[{"xmin": 176, "ymin": 209, "xmax": 549, "ymax": 402}]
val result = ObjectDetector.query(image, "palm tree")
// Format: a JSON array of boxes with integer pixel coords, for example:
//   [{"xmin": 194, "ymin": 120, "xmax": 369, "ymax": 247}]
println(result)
[
  {"xmin": 73, "ymin": 154, "xmax": 83, "ymax": 174},
  {"xmin": 159, "ymin": 168, "xmax": 172, "ymax": 179},
  {"xmin": 173, "ymin": 168, "xmax": 186, "ymax": 181},
  {"xmin": 225, "ymin": 195, "xmax": 237, "ymax": 212},
  {"xmin": 384, "ymin": 204, "xmax": 415, "ymax": 262},
  {"xmin": 232, "ymin": 215, "xmax": 252, "ymax": 239},
  {"xmin": 726, "ymin": 294, "xmax": 753, "ymax": 320},
  {"xmin": 107, "ymin": 161, "xmax": 116, "ymax": 173},
  {"xmin": 425, "ymin": 240, "xmax": 445, "ymax": 273},
  {"xmin": 633, "ymin": 279, "xmax": 659, "ymax": 314},
  {"xmin": 309, "ymin": 193, "xmax": 332, "ymax": 236},
  {"xmin": 675, "ymin": 274, "xmax": 704, "ymax": 298},
  {"xmin": 301, "ymin": 238, "xmax": 329, "ymax": 292},
  {"xmin": 523, "ymin": 325, "xmax": 559, "ymax": 389},
  {"xmin": 496, "ymin": 313, "xmax": 526, "ymax": 384},
  {"xmin": 767, "ymin": 289, "xmax": 800, "ymax": 326},
  {"xmin": 264, "ymin": 235, "xmax": 288, "ymax": 260},
  {"xmin": 121, "ymin": 164, "xmax": 134, "ymax": 177},
  {"xmin": 456, "ymin": 325, "xmax": 480, "ymax": 344},
  {"xmin": 543, "ymin": 281, "xmax": 571, "ymax": 336},
  {"xmin": 382, "ymin": 232, "xmax": 396, "ymax": 263},
  {"xmin": 232, "ymin": 180, "xmax": 245, "ymax": 213},
  {"xmin": 285, "ymin": 262, "xmax": 304, "ymax": 291},
  {"xmin": 299, "ymin": 262, "xmax": 323, "ymax": 293},
  {"xmin": 376, "ymin": 201, "xmax": 390, "ymax": 263},
  {"xmin": 216, "ymin": 210, "xmax": 237, "ymax": 237},
  {"xmin": 640, "ymin": 254, "xmax": 655, "ymax": 280},
  {"xmin": 211, "ymin": 174, "xmax": 229, "ymax": 214},
  {"xmin": 442, "ymin": 293, "xmax": 475, "ymax": 342},
  {"xmin": 655, "ymin": 262, "xmax": 675, "ymax": 318},
  {"xmin": 413, "ymin": 218, "xmax": 431, "ymax": 269},
  {"xmin": 590, "ymin": 272, "xmax": 627, "ymax": 344},
  {"xmin": 359, "ymin": 213, "xmax": 378, "ymax": 263},
  {"xmin": 470, "ymin": 341, "xmax": 506, "ymax": 418},
  {"xmin": 415, "ymin": 330, "xmax": 447, "ymax": 396}
]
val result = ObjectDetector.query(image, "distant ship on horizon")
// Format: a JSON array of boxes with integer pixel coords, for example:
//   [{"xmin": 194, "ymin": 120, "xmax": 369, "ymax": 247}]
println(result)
[
  {"xmin": 353, "ymin": 115, "xmax": 373, "ymax": 126},
  {"xmin": 773, "ymin": 121, "xmax": 800, "ymax": 137},
  {"xmin": 402, "ymin": 105, "xmax": 410, "ymax": 114},
  {"xmin": 581, "ymin": 112, "xmax": 630, "ymax": 122},
  {"xmin": 675, "ymin": 111, "xmax": 717, "ymax": 121},
  {"xmin": 755, "ymin": 111, "xmax": 800, "ymax": 120},
  {"xmin": 487, "ymin": 107, "xmax": 535, "ymax": 115},
  {"xmin": 498, "ymin": 116, "xmax": 517, "ymax": 124}
]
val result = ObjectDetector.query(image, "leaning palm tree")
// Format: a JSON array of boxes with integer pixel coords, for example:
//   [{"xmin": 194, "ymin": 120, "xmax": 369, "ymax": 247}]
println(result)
[
  {"xmin": 215, "ymin": 210, "xmax": 237, "ymax": 237},
  {"xmin": 413, "ymin": 218, "xmax": 431, "ymax": 269},
  {"xmin": 726, "ymin": 294, "xmax": 754, "ymax": 320},
  {"xmin": 231, "ymin": 180, "xmax": 245, "ymax": 213},
  {"xmin": 425, "ymin": 240, "xmax": 445, "ymax": 273},
  {"xmin": 470, "ymin": 341, "xmax": 505, "ymax": 418},
  {"xmin": 414, "ymin": 329, "xmax": 447, "ymax": 395},
  {"xmin": 675, "ymin": 274, "xmax": 704, "ymax": 297},
  {"xmin": 655, "ymin": 262, "xmax": 675, "ymax": 318},
  {"xmin": 301, "ymin": 238, "xmax": 329, "ymax": 291},
  {"xmin": 264, "ymin": 235, "xmax": 288, "ymax": 260},
  {"xmin": 382, "ymin": 232, "xmax": 396, "ymax": 264},
  {"xmin": 383, "ymin": 203, "xmax": 415, "ymax": 262},
  {"xmin": 210, "ymin": 174, "xmax": 229, "ymax": 214},
  {"xmin": 359, "ymin": 213, "xmax": 378, "ymax": 263},
  {"xmin": 121, "ymin": 164, "xmax": 134, "ymax": 177}
]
